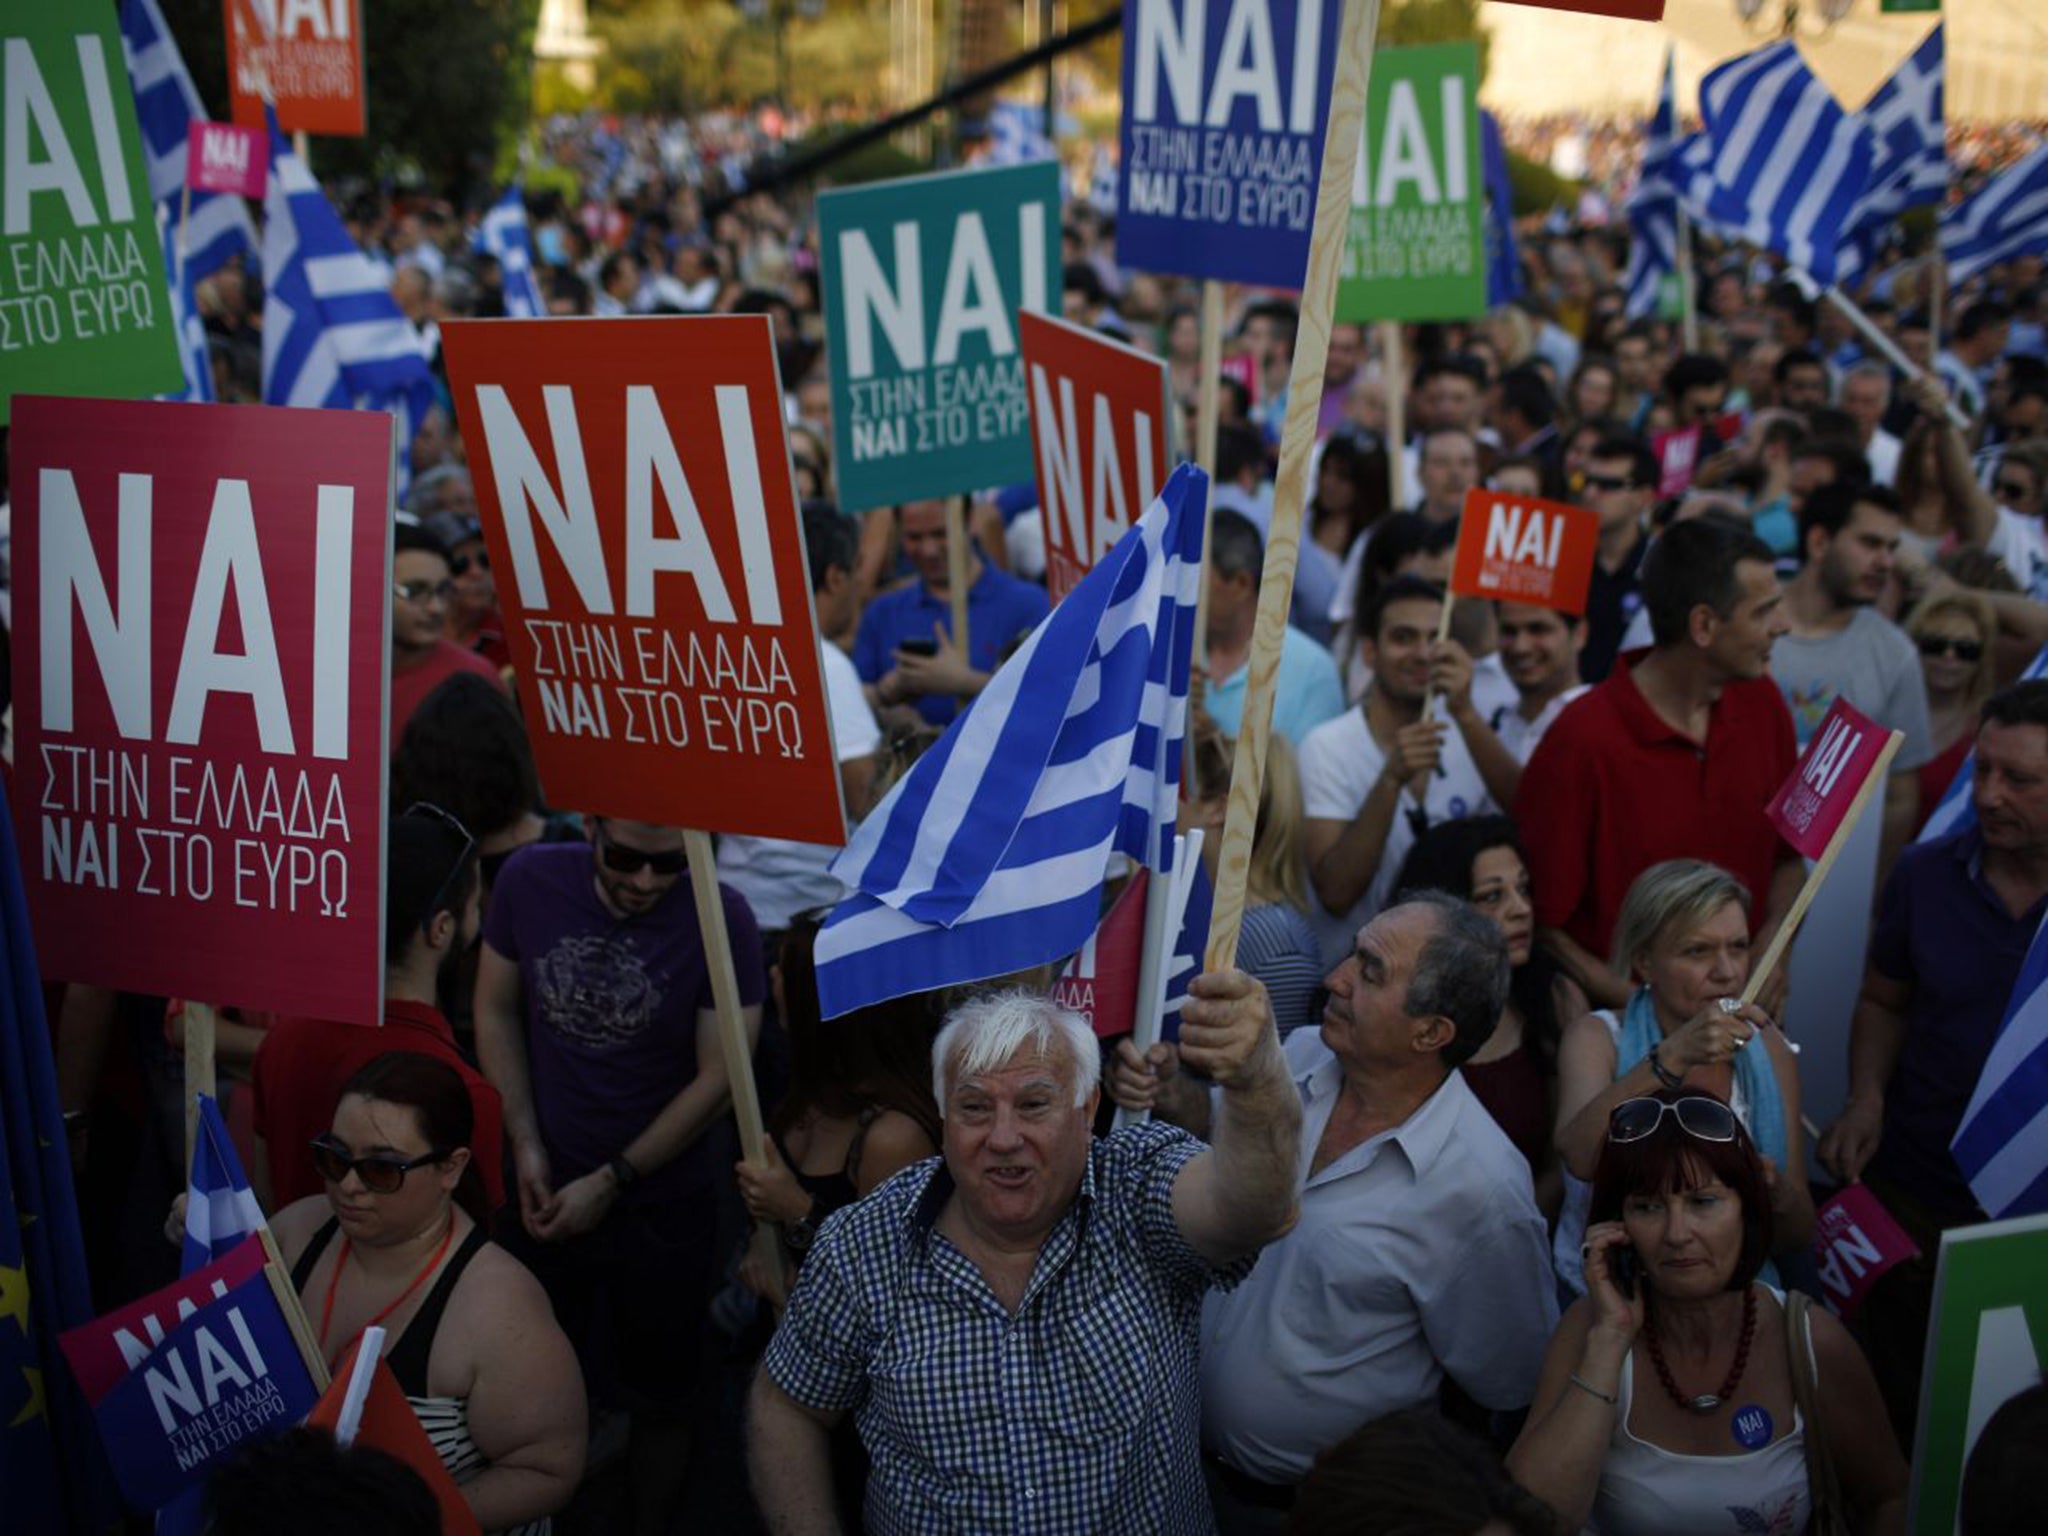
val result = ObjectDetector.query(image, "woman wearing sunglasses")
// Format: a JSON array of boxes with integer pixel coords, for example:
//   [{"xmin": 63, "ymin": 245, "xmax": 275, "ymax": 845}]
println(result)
[
  {"xmin": 1551, "ymin": 860, "xmax": 1812, "ymax": 1296},
  {"xmin": 271, "ymin": 1051, "xmax": 586, "ymax": 1534},
  {"xmin": 1507, "ymin": 1089, "xmax": 1906, "ymax": 1535},
  {"xmin": 1905, "ymin": 591, "xmax": 1998, "ymax": 834}
]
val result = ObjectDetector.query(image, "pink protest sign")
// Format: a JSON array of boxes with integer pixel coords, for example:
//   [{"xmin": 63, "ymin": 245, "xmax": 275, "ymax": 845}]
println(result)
[
  {"xmin": 186, "ymin": 121, "xmax": 266, "ymax": 198},
  {"xmin": 1651, "ymin": 425, "xmax": 1702, "ymax": 497},
  {"xmin": 1812, "ymin": 1184, "xmax": 1919, "ymax": 1323},
  {"xmin": 1764, "ymin": 697, "xmax": 1895, "ymax": 861}
]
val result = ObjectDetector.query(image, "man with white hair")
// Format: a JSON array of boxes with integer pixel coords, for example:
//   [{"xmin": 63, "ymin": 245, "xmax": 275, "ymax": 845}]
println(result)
[
  {"xmin": 1840, "ymin": 361, "xmax": 1903, "ymax": 487},
  {"xmin": 748, "ymin": 975, "xmax": 1303, "ymax": 1534}
]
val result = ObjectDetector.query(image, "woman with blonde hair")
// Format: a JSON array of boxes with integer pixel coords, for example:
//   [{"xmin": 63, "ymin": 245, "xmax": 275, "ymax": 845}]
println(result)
[
  {"xmin": 1550, "ymin": 860, "xmax": 1811, "ymax": 1295},
  {"xmin": 1905, "ymin": 589, "xmax": 1998, "ymax": 832}
]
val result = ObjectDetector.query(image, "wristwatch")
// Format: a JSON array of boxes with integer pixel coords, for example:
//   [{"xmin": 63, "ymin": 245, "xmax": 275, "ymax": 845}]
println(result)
[
  {"xmin": 784, "ymin": 1198, "xmax": 824, "ymax": 1255},
  {"xmin": 607, "ymin": 1154, "xmax": 641, "ymax": 1194}
]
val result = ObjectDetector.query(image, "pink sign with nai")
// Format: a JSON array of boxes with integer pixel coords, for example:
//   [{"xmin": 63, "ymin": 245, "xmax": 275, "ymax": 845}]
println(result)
[
  {"xmin": 186, "ymin": 121, "xmax": 267, "ymax": 198},
  {"xmin": 1811, "ymin": 1184, "xmax": 1919, "ymax": 1323}
]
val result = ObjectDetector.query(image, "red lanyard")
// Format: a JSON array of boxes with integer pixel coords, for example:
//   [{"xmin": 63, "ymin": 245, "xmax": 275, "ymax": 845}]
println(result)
[{"xmin": 318, "ymin": 1217, "xmax": 457, "ymax": 1375}]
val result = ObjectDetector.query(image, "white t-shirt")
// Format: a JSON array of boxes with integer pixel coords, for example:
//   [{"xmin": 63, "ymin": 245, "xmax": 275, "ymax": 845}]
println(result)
[
  {"xmin": 716, "ymin": 642, "xmax": 882, "ymax": 931},
  {"xmin": 1866, "ymin": 427, "xmax": 1902, "ymax": 488},
  {"xmin": 1299, "ymin": 704, "xmax": 1493, "ymax": 965},
  {"xmin": 1987, "ymin": 505, "xmax": 2048, "ymax": 601},
  {"xmin": 1489, "ymin": 684, "xmax": 1590, "ymax": 764}
]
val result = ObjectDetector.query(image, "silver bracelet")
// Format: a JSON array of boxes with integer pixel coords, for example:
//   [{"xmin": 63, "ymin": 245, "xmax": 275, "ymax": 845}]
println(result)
[{"xmin": 1569, "ymin": 1373, "xmax": 1618, "ymax": 1406}]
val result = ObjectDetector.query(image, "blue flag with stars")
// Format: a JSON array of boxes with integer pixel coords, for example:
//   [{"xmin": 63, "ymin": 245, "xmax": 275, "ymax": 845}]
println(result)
[{"xmin": 0, "ymin": 798, "xmax": 111, "ymax": 1531}]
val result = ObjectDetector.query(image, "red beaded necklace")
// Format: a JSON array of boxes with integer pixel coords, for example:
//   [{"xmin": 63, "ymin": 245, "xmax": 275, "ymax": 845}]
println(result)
[{"xmin": 1643, "ymin": 1285, "xmax": 1758, "ymax": 1414}]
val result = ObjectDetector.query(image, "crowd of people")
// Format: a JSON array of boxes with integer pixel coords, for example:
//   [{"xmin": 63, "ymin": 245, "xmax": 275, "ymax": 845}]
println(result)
[{"xmin": 38, "ymin": 100, "xmax": 2048, "ymax": 1536}]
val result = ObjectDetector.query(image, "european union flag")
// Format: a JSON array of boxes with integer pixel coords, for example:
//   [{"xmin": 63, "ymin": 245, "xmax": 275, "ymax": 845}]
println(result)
[{"xmin": 0, "ymin": 799, "xmax": 113, "ymax": 1531}]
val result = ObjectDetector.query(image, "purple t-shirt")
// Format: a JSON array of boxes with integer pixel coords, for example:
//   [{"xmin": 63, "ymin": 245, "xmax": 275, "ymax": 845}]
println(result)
[{"xmin": 483, "ymin": 842, "xmax": 765, "ymax": 1198}]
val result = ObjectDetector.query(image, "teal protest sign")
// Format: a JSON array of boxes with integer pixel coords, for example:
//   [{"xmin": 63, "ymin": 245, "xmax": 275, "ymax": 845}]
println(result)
[
  {"xmin": 1909, "ymin": 1213, "xmax": 2048, "ymax": 1534},
  {"xmin": 1337, "ymin": 43, "xmax": 1486, "ymax": 324},
  {"xmin": 0, "ymin": 8, "xmax": 183, "ymax": 422},
  {"xmin": 819, "ymin": 162, "xmax": 1061, "ymax": 510}
]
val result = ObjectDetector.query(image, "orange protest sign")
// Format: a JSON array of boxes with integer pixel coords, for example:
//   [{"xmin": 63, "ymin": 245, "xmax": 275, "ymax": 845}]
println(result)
[
  {"xmin": 1448, "ymin": 489, "xmax": 1599, "ymax": 615},
  {"xmin": 226, "ymin": 0, "xmax": 367, "ymax": 138},
  {"xmin": 441, "ymin": 315, "xmax": 847, "ymax": 846}
]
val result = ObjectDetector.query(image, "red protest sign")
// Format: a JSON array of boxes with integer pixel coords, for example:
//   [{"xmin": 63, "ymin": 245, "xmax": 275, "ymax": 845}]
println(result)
[
  {"xmin": 186, "ymin": 121, "xmax": 267, "ymax": 199},
  {"xmin": 1765, "ymin": 697, "xmax": 1895, "ymax": 861},
  {"xmin": 1051, "ymin": 870, "xmax": 1148, "ymax": 1038},
  {"xmin": 11, "ymin": 397, "xmax": 392, "ymax": 1024},
  {"xmin": 442, "ymin": 315, "xmax": 846, "ymax": 845},
  {"xmin": 1019, "ymin": 312, "xmax": 1171, "ymax": 602},
  {"xmin": 1488, "ymin": 0, "xmax": 1664, "ymax": 19},
  {"xmin": 59, "ymin": 1234, "xmax": 270, "ymax": 1403},
  {"xmin": 225, "ymin": 0, "xmax": 366, "ymax": 138},
  {"xmin": 1448, "ymin": 489, "xmax": 1599, "ymax": 614}
]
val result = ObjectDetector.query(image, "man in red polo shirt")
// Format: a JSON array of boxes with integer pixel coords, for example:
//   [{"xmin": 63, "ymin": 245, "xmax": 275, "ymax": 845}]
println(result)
[
  {"xmin": 252, "ymin": 810, "xmax": 506, "ymax": 1209},
  {"xmin": 1520, "ymin": 516, "xmax": 1803, "ymax": 1010}
]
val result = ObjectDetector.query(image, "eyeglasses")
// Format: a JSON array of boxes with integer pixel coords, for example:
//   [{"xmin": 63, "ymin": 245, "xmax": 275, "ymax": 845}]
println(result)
[
  {"xmin": 402, "ymin": 802, "xmax": 475, "ymax": 933},
  {"xmin": 308, "ymin": 1136, "xmax": 450, "ymax": 1193},
  {"xmin": 595, "ymin": 821, "xmax": 687, "ymax": 876},
  {"xmin": 1608, "ymin": 1096, "xmax": 1741, "ymax": 1145},
  {"xmin": 448, "ymin": 550, "xmax": 489, "ymax": 577},
  {"xmin": 1918, "ymin": 635, "xmax": 1985, "ymax": 662},
  {"xmin": 395, "ymin": 579, "xmax": 456, "ymax": 605},
  {"xmin": 1581, "ymin": 473, "xmax": 1636, "ymax": 493}
]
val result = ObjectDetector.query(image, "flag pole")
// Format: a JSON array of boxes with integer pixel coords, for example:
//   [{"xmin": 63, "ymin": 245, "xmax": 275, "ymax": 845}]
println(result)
[
  {"xmin": 1189, "ymin": 279, "xmax": 1225, "ymax": 672},
  {"xmin": 682, "ymin": 829, "xmax": 784, "ymax": 1293},
  {"xmin": 1926, "ymin": 250, "xmax": 1944, "ymax": 374},
  {"xmin": 184, "ymin": 1002, "xmax": 217, "ymax": 1174},
  {"xmin": 1811, "ymin": 277, "xmax": 1969, "ymax": 431},
  {"xmin": 1675, "ymin": 204, "xmax": 1699, "ymax": 353},
  {"xmin": 1382, "ymin": 320, "xmax": 1407, "ymax": 511},
  {"xmin": 1741, "ymin": 729, "xmax": 1902, "ymax": 1009},
  {"xmin": 1207, "ymin": 0, "xmax": 1383, "ymax": 973},
  {"xmin": 945, "ymin": 494, "xmax": 972, "ymax": 661}
]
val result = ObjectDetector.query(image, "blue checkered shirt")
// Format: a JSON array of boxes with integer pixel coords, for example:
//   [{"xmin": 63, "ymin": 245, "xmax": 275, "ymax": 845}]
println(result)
[{"xmin": 762, "ymin": 1121, "xmax": 1251, "ymax": 1534}]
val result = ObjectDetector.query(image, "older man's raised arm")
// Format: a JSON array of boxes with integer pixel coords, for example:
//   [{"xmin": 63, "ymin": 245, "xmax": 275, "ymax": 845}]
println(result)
[{"xmin": 1167, "ymin": 969, "xmax": 1303, "ymax": 1266}]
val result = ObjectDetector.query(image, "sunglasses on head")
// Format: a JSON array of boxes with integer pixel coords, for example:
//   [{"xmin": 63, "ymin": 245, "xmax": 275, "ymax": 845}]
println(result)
[
  {"xmin": 402, "ymin": 802, "xmax": 475, "ymax": 932},
  {"xmin": 596, "ymin": 822, "xmax": 687, "ymax": 875},
  {"xmin": 1608, "ymin": 1095, "xmax": 1741, "ymax": 1145},
  {"xmin": 308, "ymin": 1135, "xmax": 449, "ymax": 1193},
  {"xmin": 1918, "ymin": 635, "xmax": 1984, "ymax": 662}
]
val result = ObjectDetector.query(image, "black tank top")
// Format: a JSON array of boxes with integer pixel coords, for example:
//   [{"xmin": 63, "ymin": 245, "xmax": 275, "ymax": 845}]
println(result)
[{"xmin": 291, "ymin": 1217, "xmax": 491, "ymax": 1398}]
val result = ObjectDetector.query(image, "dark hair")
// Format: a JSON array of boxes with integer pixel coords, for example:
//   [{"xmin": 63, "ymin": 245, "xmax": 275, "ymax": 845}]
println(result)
[
  {"xmin": 1216, "ymin": 421, "xmax": 1268, "ymax": 485},
  {"xmin": 801, "ymin": 503, "xmax": 856, "ymax": 592},
  {"xmin": 1772, "ymin": 347, "xmax": 1826, "ymax": 386},
  {"xmin": 1499, "ymin": 364, "xmax": 1557, "ymax": 431},
  {"xmin": 1794, "ymin": 436, "xmax": 1873, "ymax": 492},
  {"xmin": 1291, "ymin": 1408, "xmax": 1558, "ymax": 1536},
  {"xmin": 1394, "ymin": 817, "xmax": 1564, "ymax": 1071},
  {"xmin": 208, "ymin": 1429, "xmax": 440, "ymax": 1536},
  {"xmin": 1641, "ymin": 516, "xmax": 1777, "ymax": 648},
  {"xmin": 335, "ymin": 1052, "xmax": 486, "ymax": 1221},
  {"xmin": 1765, "ymin": 280, "xmax": 1817, "ymax": 335},
  {"xmin": 1415, "ymin": 353, "xmax": 1487, "ymax": 393},
  {"xmin": 1590, "ymin": 434, "xmax": 1660, "ymax": 494},
  {"xmin": 1755, "ymin": 414, "xmax": 1809, "ymax": 455},
  {"xmin": 1981, "ymin": 678, "xmax": 2048, "ymax": 732},
  {"xmin": 382, "ymin": 811, "xmax": 477, "ymax": 968},
  {"xmin": 1957, "ymin": 299, "xmax": 2013, "ymax": 343},
  {"xmin": 1362, "ymin": 572, "xmax": 1446, "ymax": 645},
  {"xmin": 1961, "ymin": 1382, "xmax": 2048, "ymax": 1536},
  {"xmin": 392, "ymin": 519, "xmax": 450, "ymax": 564},
  {"xmin": 1241, "ymin": 297, "xmax": 1298, "ymax": 341},
  {"xmin": 391, "ymin": 673, "xmax": 540, "ymax": 845},
  {"xmin": 598, "ymin": 249, "xmax": 637, "ymax": 288},
  {"xmin": 1798, "ymin": 480, "xmax": 1901, "ymax": 549},
  {"xmin": 1589, "ymin": 1087, "xmax": 1773, "ymax": 1291},
  {"xmin": 1217, "ymin": 373, "xmax": 1252, "ymax": 420},
  {"xmin": 1663, "ymin": 353, "xmax": 1730, "ymax": 403},
  {"xmin": 1393, "ymin": 892, "xmax": 1510, "ymax": 1068},
  {"xmin": 1352, "ymin": 517, "xmax": 1457, "ymax": 623},
  {"xmin": 1209, "ymin": 508, "xmax": 1264, "ymax": 584},
  {"xmin": 1807, "ymin": 406, "xmax": 1859, "ymax": 442}
]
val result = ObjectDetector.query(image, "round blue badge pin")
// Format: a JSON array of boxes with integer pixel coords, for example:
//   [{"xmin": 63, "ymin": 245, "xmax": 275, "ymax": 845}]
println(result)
[{"xmin": 1731, "ymin": 1404, "xmax": 1773, "ymax": 1449}]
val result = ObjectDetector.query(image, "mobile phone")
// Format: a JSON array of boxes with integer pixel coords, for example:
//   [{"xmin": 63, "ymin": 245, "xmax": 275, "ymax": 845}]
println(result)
[
  {"xmin": 1607, "ymin": 1246, "xmax": 1639, "ymax": 1301},
  {"xmin": 898, "ymin": 638, "xmax": 939, "ymax": 658}
]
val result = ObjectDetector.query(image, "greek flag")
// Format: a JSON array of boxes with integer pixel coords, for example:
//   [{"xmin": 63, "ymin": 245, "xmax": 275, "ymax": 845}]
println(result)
[
  {"xmin": 1481, "ymin": 110, "xmax": 1521, "ymax": 308},
  {"xmin": 1953, "ymin": 908, "xmax": 2048, "ymax": 1217},
  {"xmin": 262, "ymin": 114, "xmax": 436, "ymax": 491},
  {"xmin": 1942, "ymin": 140, "xmax": 2048, "ymax": 287},
  {"xmin": 1689, "ymin": 41, "xmax": 1874, "ymax": 287},
  {"xmin": 989, "ymin": 100, "xmax": 1055, "ymax": 166},
  {"xmin": 1918, "ymin": 642, "xmax": 2048, "ymax": 843},
  {"xmin": 118, "ymin": 0, "xmax": 256, "ymax": 280},
  {"xmin": 475, "ymin": 188, "xmax": 547, "ymax": 318},
  {"xmin": 1839, "ymin": 26, "xmax": 1945, "ymax": 282},
  {"xmin": 160, "ymin": 210, "xmax": 213, "ymax": 403},
  {"xmin": 815, "ymin": 465, "xmax": 1208, "ymax": 1018},
  {"xmin": 1623, "ymin": 50, "xmax": 1683, "ymax": 320}
]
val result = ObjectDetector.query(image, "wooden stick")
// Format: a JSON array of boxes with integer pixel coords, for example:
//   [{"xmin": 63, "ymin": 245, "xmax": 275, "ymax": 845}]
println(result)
[
  {"xmin": 1740, "ymin": 730, "xmax": 1904, "ymax": 1011},
  {"xmin": 1926, "ymin": 251, "xmax": 1944, "ymax": 371},
  {"xmin": 1206, "ymin": 0, "xmax": 1384, "ymax": 973},
  {"xmin": 1382, "ymin": 320, "xmax": 1407, "ymax": 511},
  {"xmin": 177, "ymin": 181, "xmax": 192, "ymax": 263},
  {"xmin": 1189, "ymin": 279, "xmax": 1225, "ymax": 671},
  {"xmin": 184, "ymin": 1001, "xmax": 218, "ymax": 1176},
  {"xmin": 682, "ymin": 828, "xmax": 784, "ymax": 1294},
  {"xmin": 1414, "ymin": 593, "xmax": 1457, "ymax": 724},
  {"xmin": 945, "ymin": 494, "xmax": 972, "ymax": 661},
  {"xmin": 258, "ymin": 1241, "xmax": 333, "ymax": 1391},
  {"xmin": 1675, "ymin": 204, "xmax": 1699, "ymax": 354}
]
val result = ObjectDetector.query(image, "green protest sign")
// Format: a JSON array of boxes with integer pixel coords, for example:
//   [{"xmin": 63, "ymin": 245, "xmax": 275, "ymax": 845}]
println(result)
[
  {"xmin": 1909, "ymin": 1213, "xmax": 2048, "ymax": 1534},
  {"xmin": 1337, "ymin": 42, "xmax": 1486, "ymax": 324},
  {"xmin": 0, "ymin": 8, "xmax": 182, "ymax": 424},
  {"xmin": 818, "ymin": 162, "xmax": 1061, "ymax": 511},
  {"xmin": 1879, "ymin": 0, "xmax": 1939, "ymax": 13}
]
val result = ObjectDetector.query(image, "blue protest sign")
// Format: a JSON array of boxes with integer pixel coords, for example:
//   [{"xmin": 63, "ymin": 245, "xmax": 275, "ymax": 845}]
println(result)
[
  {"xmin": 818, "ymin": 162, "xmax": 1061, "ymax": 511},
  {"xmin": 85, "ymin": 1269, "xmax": 318, "ymax": 1512},
  {"xmin": 1115, "ymin": 0, "xmax": 1343, "ymax": 288}
]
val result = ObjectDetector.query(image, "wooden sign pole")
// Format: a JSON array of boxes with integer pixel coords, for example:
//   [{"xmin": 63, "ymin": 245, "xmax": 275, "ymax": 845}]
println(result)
[
  {"xmin": 1741, "ymin": 730, "xmax": 1903, "ymax": 1010},
  {"xmin": 682, "ymin": 828, "xmax": 784, "ymax": 1292},
  {"xmin": 1189, "ymin": 279, "xmax": 1226, "ymax": 671},
  {"xmin": 945, "ymin": 494, "xmax": 972, "ymax": 660},
  {"xmin": 184, "ymin": 1002, "xmax": 218, "ymax": 1176},
  {"xmin": 1675, "ymin": 205, "xmax": 1699, "ymax": 354},
  {"xmin": 1206, "ymin": 0, "xmax": 1385, "ymax": 972},
  {"xmin": 1383, "ymin": 320, "xmax": 1407, "ymax": 512}
]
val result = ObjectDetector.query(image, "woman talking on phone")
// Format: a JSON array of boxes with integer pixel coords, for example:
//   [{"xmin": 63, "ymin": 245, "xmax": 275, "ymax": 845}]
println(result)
[{"xmin": 1507, "ymin": 1088, "xmax": 1905, "ymax": 1536}]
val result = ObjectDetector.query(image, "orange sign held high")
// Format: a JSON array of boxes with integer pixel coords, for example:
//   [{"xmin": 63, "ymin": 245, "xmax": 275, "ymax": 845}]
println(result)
[{"xmin": 226, "ymin": 0, "xmax": 367, "ymax": 138}]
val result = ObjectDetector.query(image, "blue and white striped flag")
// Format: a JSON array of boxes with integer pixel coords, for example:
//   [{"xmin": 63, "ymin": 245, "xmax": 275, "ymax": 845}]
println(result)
[
  {"xmin": 1623, "ymin": 49, "xmax": 1683, "ymax": 321},
  {"xmin": 1952, "ymin": 908, "xmax": 2048, "ymax": 1217},
  {"xmin": 1481, "ymin": 110, "xmax": 1521, "ymax": 308},
  {"xmin": 180, "ymin": 1093, "xmax": 266, "ymax": 1274},
  {"xmin": 160, "ymin": 209, "xmax": 213, "ymax": 403},
  {"xmin": 119, "ymin": 0, "xmax": 256, "ymax": 281},
  {"xmin": 475, "ymin": 188, "xmax": 548, "ymax": 319},
  {"xmin": 1942, "ymin": 140, "xmax": 2048, "ymax": 288},
  {"xmin": 1838, "ymin": 26, "xmax": 1945, "ymax": 283},
  {"xmin": 815, "ymin": 464, "xmax": 1208, "ymax": 1018},
  {"xmin": 989, "ymin": 99, "xmax": 1055, "ymax": 166},
  {"xmin": 262, "ymin": 114, "xmax": 437, "ymax": 492},
  {"xmin": 1918, "ymin": 643, "xmax": 2048, "ymax": 844},
  {"xmin": 1690, "ymin": 41, "xmax": 1874, "ymax": 287}
]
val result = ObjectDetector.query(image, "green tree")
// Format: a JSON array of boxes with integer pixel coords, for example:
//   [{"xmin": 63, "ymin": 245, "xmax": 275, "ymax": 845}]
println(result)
[
  {"xmin": 591, "ymin": 0, "xmax": 893, "ymax": 114},
  {"xmin": 1380, "ymin": 0, "xmax": 1489, "ymax": 83}
]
